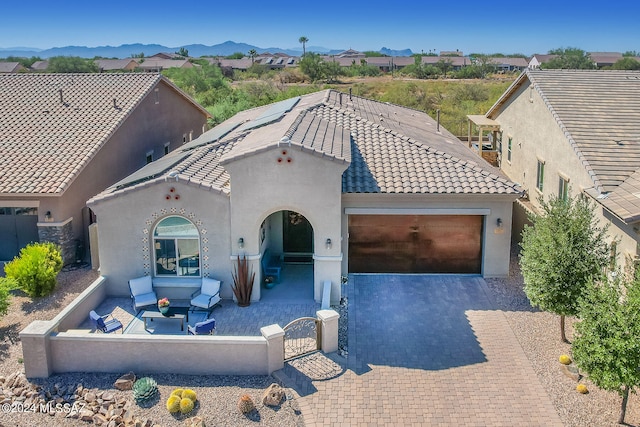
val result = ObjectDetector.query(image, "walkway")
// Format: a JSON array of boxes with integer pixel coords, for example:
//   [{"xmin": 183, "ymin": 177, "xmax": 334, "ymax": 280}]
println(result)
[{"xmin": 276, "ymin": 275, "xmax": 563, "ymax": 426}]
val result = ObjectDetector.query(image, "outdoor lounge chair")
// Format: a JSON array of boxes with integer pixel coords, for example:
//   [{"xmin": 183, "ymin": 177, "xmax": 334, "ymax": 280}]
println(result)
[
  {"xmin": 187, "ymin": 318, "xmax": 216, "ymax": 335},
  {"xmin": 128, "ymin": 275, "xmax": 158, "ymax": 312},
  {"xmin": 190, "ymin": 277, "xmax": 222, "ymax": 313},
  {"xmin": 89, "ymin": 310, "xmax": 123, "ymax": 333}
]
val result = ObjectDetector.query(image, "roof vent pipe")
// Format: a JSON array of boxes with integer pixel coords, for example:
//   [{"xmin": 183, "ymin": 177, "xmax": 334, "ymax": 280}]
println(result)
[
  {"xmin": 436, "ymin": 109, "xmax": 440, "ymax": 132},
  {"xmin": 349, "ymin": 87, "xmax": 352, "ymax": 101},
  {"xmin": 59, "ymin": 89, "xmax": 63, "ymax": 104},
  {"xmin": 113, "ymin": 98, "xmax": 117, "ymax": 108}
]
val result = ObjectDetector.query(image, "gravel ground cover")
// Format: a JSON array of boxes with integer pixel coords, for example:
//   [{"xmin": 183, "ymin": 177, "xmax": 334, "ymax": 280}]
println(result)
[
  {"xmin": 1, "ymin": 254, "xmax": 639, "ymax": 426},
  {"xmin": 0, "ymin": 265, "xmax": 304, "ymax": 427},
  {"xmin": 484, "ymin": 246, "xmax": 640, "ymax": 427}
]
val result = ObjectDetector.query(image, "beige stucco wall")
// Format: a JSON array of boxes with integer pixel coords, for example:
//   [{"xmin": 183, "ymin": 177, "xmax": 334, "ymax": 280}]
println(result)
[
  {"xmin": 491, "ymin": 78, "xmax": 639, "ymax": 265},
  {"xmin": 2, "ymin": 80, "xmax": 209, "ymax": 262},
  {"xmin": 224, "ymin": 146, "xmax": 348, "ymax": 303},
  {"xmin": 89, "ymin": 180, "xmax": 233, "ymax": 297},
  {"xmin": 341, "ymin": 193, "xmax": 516, "ymax": 277}
]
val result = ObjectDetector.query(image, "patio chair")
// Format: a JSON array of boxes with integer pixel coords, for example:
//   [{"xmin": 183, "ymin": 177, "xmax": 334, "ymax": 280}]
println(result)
[
  {"xmin": 187, "ymin": 318, "xmax": 216, "ymax": 335},
  {"xmin": 89, "ymin": 310, "xmax": 123, "ymax": 333},
  {"xmin": 128, "ymin": 275, "xmax": 158, "ymax": 313},
  {"xmin": 190, "ymin": 277, "xmax": 222, "ymax": 313}
]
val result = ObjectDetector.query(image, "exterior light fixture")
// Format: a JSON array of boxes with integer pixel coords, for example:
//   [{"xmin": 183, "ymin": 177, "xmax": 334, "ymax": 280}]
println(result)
[
  {"xmin": 45, "ymin": 211, "xmax": 52, "ymax": 221},
  {"xmin": 496, "ymin": 218, "xmax": 503, "ymax": 228},
  {"xmin": 325, "ymin": 238, "xmax": 332, "ymax": 249},
  {"xmin": 238, "ymin": 237, "xmax": 244, "ymax": 249}
]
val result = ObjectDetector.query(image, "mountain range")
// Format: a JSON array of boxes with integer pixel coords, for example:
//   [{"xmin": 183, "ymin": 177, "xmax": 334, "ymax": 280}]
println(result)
[{"xmin": 0, "ymin": 41, "xmax": 414, "ymax": 59}]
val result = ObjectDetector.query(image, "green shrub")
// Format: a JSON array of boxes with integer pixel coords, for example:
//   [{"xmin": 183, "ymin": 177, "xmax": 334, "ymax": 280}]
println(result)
[
  {"xmin": 0, "ymin": 278, "xmax": 14, "ymax": 316},
  {"xmin": 4, "ymin": 242, "xmax": 63, "ymax": 297}
]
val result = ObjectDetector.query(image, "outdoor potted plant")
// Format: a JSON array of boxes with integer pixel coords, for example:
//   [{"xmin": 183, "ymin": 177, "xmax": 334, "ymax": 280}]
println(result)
[{"xmin": 158, "ymin": 297, "xmax": 170, "ymax": 315}]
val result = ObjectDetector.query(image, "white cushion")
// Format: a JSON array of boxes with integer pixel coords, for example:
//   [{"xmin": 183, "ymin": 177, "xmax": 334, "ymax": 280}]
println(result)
[
  {"xmin": 129, "ymin": 276, "xmax": 153, "ymax": 296},
  {"xmin": 191, "ymin": 293, "xmax": 221, "ymax": 309},
  {"xmin": 134, "ymin": 291, "xmax": 158, "ymax": 309},
  {"xmin": 201, "ymin": 278, "xmax": 220, "ymax": 296}
]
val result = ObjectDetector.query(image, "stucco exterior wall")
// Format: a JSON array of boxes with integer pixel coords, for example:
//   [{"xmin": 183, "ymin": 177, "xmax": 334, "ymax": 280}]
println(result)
[
  {"xmin": 341, "ymin": 193, "xmax": 516, "ymax": 277},
  {"xmin": 224, "ymin": 146, "xmax": 348, "ymax": 303},
  {"xmin": 492, "ymin": 78, "xmax": 639, "ymax": 265},
  {"xmin": 89, "ymin": 181, "xmax": 233, "ymax": 297}
]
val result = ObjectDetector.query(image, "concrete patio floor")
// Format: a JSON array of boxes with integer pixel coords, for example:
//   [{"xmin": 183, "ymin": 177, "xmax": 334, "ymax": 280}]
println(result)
[{"xmin": 77, "ymin": 264, "xmax": 320, "ymax": 335}]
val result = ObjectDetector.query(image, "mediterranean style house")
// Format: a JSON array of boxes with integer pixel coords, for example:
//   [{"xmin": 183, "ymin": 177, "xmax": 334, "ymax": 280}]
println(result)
[
  {"xmin": 88, "ymin": 90, "xmax": 521, "ymax": 304},
  {"xmin": 0, "ymin": 73, "xmax": 210, "ymax": 264},
  {"xmin": 470, "ymin": 69, "xmax": 640, "ymax": 268}
]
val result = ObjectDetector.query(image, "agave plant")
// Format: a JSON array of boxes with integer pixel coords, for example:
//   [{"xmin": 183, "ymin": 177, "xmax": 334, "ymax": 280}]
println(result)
[
  {"xmin": 132, "ymin": 377, "xmax": 158, "ymax": 404},
  {"xmin": 231, "ymin": 255, "xmax": 255, "ymax": 307}
]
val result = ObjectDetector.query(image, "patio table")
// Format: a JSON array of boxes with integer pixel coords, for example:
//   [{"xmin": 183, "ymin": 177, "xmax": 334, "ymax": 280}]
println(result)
[{"xmin": 141, "ymin": 308, "xmax": 188, "ymax": 331}]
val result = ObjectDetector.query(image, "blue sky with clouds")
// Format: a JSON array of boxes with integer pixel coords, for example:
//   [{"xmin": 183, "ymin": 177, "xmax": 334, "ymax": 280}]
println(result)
[{"xmin": 2, "ymin": 0, "xmax": 639, "ymax": 55}]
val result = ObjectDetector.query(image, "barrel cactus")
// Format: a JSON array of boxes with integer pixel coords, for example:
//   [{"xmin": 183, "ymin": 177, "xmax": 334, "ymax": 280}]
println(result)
[
  {"xmin": 182, "ymin": 389, "xmax": 197, "ymax": 402},
  {"xmin": 559, "ymin": 354, "xmax": 572, "ymax": 365},
  {"xmin": 166, "ymin": 395, "xmax": 181, "ymax": 413},
  {"xmin": 171, "ymin": 388, "xmax": 184, "ymax": 398},
  {"xmin": 576, "ymin": 384, "xmax": 588, "ymax": 394},
  {"xmin": 132, "ymin": 377, "xmax": 158, "ymax": 404},
  {"xmin": 180, "ymin": 397, "xmax": 195, "ymax": 414},
  {"xmin": 237, "ymin": 394, "xmax": 255, "ymax": 414}
]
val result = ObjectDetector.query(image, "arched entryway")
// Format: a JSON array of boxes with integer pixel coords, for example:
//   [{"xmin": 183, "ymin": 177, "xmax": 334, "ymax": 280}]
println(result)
[{"xmin": 260, "ymin": 210, "xmax": 314, "ymax": 301}]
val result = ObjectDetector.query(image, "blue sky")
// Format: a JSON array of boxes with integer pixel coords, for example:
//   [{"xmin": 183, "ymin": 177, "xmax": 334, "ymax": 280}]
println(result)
[{"xmin": 2, "ymin": 1, "xmax": 639, "ymax": 55}]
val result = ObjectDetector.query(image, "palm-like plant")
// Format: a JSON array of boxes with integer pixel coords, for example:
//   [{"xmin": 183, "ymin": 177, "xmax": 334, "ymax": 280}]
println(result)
[
  {"xmin": 248, "ymin": 49, "xmax": 257, "ymax": 64},
  {"xmin": 298, "ymin": 36, "xmax": 309, "ymax": 56}
]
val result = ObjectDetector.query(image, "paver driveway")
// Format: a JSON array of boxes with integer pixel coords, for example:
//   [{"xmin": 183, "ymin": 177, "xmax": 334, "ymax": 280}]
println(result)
[{"xmin": 278, "ymin": 274, "xmax": 563, "ymax": 426}]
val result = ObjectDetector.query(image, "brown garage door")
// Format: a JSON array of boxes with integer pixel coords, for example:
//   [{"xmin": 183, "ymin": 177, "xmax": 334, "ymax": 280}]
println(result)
[{"xmin": 348, "ymin": 215, "xmax": 483, "ymax": 273}]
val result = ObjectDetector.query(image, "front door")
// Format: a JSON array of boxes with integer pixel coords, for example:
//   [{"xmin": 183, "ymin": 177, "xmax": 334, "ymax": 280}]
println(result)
[{"xmin": 282, "ymin": 211, "xmax": 313, "ymax": 260}]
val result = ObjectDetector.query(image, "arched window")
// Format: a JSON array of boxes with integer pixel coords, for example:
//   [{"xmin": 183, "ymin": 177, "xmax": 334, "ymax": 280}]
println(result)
[{"xmin": 153, "ymin": 216, "xmax": 200, "ymax": 277}]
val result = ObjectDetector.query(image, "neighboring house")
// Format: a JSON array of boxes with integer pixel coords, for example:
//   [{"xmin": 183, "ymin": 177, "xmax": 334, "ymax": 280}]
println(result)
[
  {"xmin": 30, "ymin": 60, "xmax": 49, "ymax": 72},
  {"xmin": 95, "ymin": 58, "xmax": 138, "ymax": 72},
  {"xmin": 148, "ymin": 52, "xmax": 185, "ymax": 60},
  {"xmin": 422, "ymin": 56, "xmax": 471, "ymax": 71},
  {"xmin": 88, "ymin": 90, "xmax": 521, "ymax": 304},
  {"xmin": 527, "ymin": 54, "xmax": 558, "ymax": 69},
  {"xmin": 486, "ymin": 57, "xmax": 528, "ymax": 73},
  {"xmin": 470, "ymin": 69, "xmax": 640, "ymax": 267},
  {"xmin": 0, "ymin": 73, "xmax": 210, "ymax": 264},
  {"xmin": 137, "ymin": 59, "xmax": 193, "ymax": 72},
  {"xmin": 366, "ymin": 56, "xmax": 414, "ymax": 71},
  {"xmin": 0, "ymin": 62, "xmax": 26, "ymax": 73}
]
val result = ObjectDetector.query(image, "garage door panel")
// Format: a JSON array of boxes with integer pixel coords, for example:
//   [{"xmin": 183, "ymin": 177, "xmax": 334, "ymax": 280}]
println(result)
[{"xmin": 348, "ymin": 214, "xmax": 482, "ymax": 273}]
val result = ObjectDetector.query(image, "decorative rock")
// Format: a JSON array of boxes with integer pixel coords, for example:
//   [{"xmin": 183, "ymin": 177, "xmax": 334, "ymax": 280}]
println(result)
[
  {"xmin": 262, "ymin": 383, "xmax": 285, "ymax": 407},
  {"xmin": 79, "ymin": 408, "xmax": 95, "ymax": 421},
  {"xmin": 86, "ymin": 391, "xmax": 97, "ymax": 403},
  {"xmin": 115, "ymin": 372, "xmax": 137, "ymax": 391},
  {"xmin": 237, "ymin": 394, "xmax": 255, "ymax": 414},
  {"xmin": 184, "ymin": 416, "xmax": 206, "ymax": 427},
  {"xmin": 561, "ymin": 363, "xmax": 581, "ymax": 381},
  {"xmin": 93, "ymin": 413, "xmax": 109, "ymax": 425}
]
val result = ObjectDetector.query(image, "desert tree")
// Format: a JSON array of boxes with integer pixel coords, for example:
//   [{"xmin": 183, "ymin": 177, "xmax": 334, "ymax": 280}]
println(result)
[
  {"xmin": 520, "ymin": 194, "xmax": 609, "ymax": 342},
  {"xmin": 572, "ymin": 267, "xmax": 640, "ymax": 424}
]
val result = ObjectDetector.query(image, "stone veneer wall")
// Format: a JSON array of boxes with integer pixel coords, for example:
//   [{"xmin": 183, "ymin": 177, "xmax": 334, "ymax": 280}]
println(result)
[{"xmin": 38, "ymin": 218, "xmax": 76, "ymax": 265}]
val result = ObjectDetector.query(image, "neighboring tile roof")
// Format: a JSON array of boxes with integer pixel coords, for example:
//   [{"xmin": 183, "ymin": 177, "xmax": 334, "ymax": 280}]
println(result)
[
  {"xmin": 91, "ymin": 89, "xmax": 521, "ymax": 203},
  {"xmin": 488, "ymin": 69, "xmax": 640, "ymax": 222},
  {"xmin": 0, "ymin": 62, "xmax": 25, "ymax": 73},
  {"xmin": 95, "ymin": 59, "xmax": 138, "ymax": 71},
  {"xmin": 137, "ymin": 59, "xmax": 193, "ymax": 70},
  {"xmin": 0, "ymin": 73, "xmax": 202, "ymax": 195}
]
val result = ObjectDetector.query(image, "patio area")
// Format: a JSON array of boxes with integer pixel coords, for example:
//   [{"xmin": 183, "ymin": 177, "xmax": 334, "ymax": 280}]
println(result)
[{"xmin": 76, "ymin": 264, "xmax": 320, "ymax": 336}]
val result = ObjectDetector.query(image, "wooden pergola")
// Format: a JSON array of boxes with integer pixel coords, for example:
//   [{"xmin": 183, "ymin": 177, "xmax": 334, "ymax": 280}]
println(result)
[{"xmin": 467, "ymin": 115, "xmax": 501, "ymax": 165}]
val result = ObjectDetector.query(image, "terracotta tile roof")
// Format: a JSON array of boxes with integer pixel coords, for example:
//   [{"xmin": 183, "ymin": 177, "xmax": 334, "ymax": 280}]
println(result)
[
  {"xmin": 0, "ymin": 73, "xmax": 172, "ymax": 195},
  {"xmin": 488, "ymin": 69, "xmax": 640, "ymax": 222},
  {"xmin": 92, "ymin": 89, "xmax": 521, "ymax": 203}
]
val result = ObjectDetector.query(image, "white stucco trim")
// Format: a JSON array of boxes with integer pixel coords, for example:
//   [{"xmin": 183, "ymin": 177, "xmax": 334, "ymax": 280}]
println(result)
[
  {"xmin": 37, "ymin": 216, "xmax": 73, "ymax": 227},
  {"xmin": 344, "ymin": 208, "xmax": 491, "ymax": 215},
  {"xmin": 312, "ymin": 254, "xmax": 343, "ymax": 262}
]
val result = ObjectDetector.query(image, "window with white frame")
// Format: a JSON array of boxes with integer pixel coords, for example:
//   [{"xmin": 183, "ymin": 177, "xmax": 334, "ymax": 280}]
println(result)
[
  {"xmin": 153, "ymin": 216, "xmax": 200, "ymax": 277},
  {"xmin": 507, "ymin": 137, "xmax": 512, "ymax": 162},
  {"xmin": 536, "ymin": 160, "xmax": 545, "ymax": 192},
  {"xmin": 145, "ymin": 150, "xmax": 153, "ymax": 164},
  {"xmin": 558, "ymin": 175, "xmax": 569, "ymax": 201}
]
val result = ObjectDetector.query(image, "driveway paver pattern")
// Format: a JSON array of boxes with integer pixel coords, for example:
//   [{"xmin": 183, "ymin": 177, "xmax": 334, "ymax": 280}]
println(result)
[{"xmin": 277, "ymin": 274, "xmax": 563, "ymax": 426}]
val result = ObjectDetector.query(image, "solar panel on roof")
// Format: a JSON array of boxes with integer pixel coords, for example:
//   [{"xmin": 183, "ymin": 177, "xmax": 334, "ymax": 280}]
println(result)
[
  {"xmin": 238, "ymin": 97, "xmax": 300, "ymax": 132},
  {"xmin": 181, "ymin": 121, "xmax": 240, "ymax": 151},
  {"xmin": 109, "ymin": 150, "xmax": 193, "ymax": 190}
]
